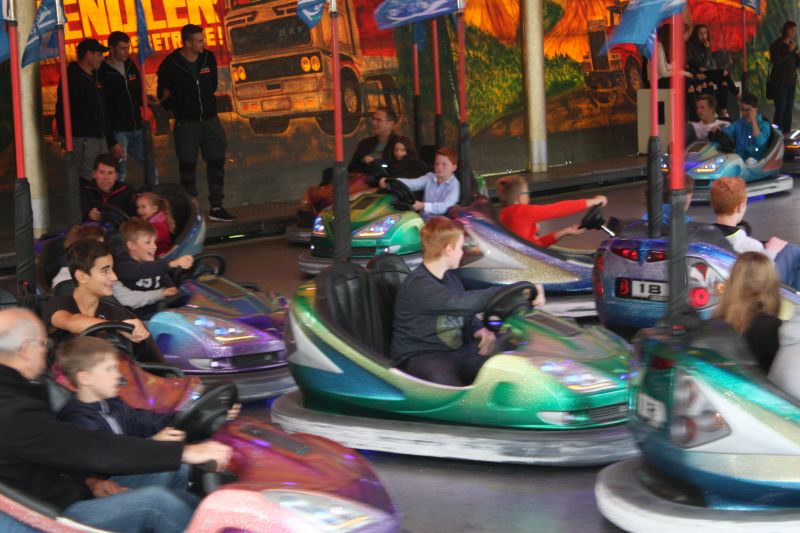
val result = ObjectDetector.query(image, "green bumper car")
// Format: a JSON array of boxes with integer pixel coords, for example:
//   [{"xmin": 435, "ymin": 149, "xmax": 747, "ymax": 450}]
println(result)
[{"xmin": 273, "ymin": 255, "xmax": 638, "ymax": 465}]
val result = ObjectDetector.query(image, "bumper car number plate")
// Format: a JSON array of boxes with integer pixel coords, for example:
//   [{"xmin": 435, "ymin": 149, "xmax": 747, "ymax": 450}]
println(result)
[
  {"xmin": 636, "ymin": 392, "xmax": 666, "ymax": 429},
  {"xmin": 616, "ymin": 278, "xmax": 668, "ymax": 301}
]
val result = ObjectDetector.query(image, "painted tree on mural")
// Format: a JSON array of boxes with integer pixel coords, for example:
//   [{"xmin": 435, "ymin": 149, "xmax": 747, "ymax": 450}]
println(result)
[{"xmin": 544, "ymin": 0, "xmax": 610, "ymax": 61}]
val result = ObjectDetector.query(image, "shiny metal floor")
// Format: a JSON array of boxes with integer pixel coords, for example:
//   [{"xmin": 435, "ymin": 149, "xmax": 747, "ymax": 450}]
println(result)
[{"xmin": 222, "ymin": 177, "xmax": 798, "ymax": 533}]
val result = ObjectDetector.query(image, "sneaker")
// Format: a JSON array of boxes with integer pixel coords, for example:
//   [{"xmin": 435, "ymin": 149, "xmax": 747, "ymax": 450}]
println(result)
[{"xmin": 209, "ymin": 207, "xmax": 238, "ymax": 222}]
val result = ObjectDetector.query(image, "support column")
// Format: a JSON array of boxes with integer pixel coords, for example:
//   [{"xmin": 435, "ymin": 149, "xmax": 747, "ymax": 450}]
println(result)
[
  {"xmin": 16, "ymin": 0, "xmax": 49, "ymax": 236},
  {"xmin": 522, "ymin": 0, "xmax": 547, "ymax": 172}
]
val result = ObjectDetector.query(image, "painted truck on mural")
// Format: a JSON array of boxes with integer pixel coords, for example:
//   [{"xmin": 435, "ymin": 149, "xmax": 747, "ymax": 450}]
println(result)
[{"xmin": 224, "ymin": 0, "xmax": 399, "ymax": 135}]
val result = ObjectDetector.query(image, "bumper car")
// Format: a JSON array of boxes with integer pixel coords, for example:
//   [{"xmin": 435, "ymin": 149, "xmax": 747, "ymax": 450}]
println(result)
[
  {"xmin": 783, "ymin": 129, "xmax": 800, "ymax": 174},
  {"xmin": 596, "ymin": 317, "xmax": 800, "ymax": 532},
  {"xmin": 2, "ymin": 322, "xmax": 398, "ymax": 533},
  {"xmin": 274, "ymin": 254, "xmax": 637, "ymax": 465},
  {"xmin": 594, "ymin": 218, "xmax": 800, "ymax": 330},
  {"xmin": 299, "ymin": 182, "xmax": 606, "ymax": 317},
  {"xmin": 670, "ymin": 127, "xmax": 792, "ymax": 202}
]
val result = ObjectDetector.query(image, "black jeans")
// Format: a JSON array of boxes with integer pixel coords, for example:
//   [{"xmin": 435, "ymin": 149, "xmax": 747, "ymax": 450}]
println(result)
[
  {"xmin": 402, "ymin": 341, "xmax": 489, "ymax": 386},
  {"xmin": 773, "ymin": 83, "xmax": 797, "ymax": 133},
  {"xmin": 173, "ymin": 116, "xmax": 227, "ymax": 207}
]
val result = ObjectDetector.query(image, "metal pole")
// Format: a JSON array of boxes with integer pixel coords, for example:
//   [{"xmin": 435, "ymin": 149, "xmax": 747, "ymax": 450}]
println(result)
[
  {"xmin": 522, "ymin": 0, "xmax": 547, "ymax": 172},
  {"xmin": 413, "ymin": 41, "xmax": 422, "ymax": 148},
  {"xmin": 456, "ymin": 1, "xmax": 471, "ymax": 203},
  {"xmin": 330, "ymin": 0, "xmax": 351, "ymax": 263},
  {"xmin": 56, "ymin": 0, "xmax": 81, "ymax": 226},
  {"xmin": 740, "ymin": 6, "xmax": 747, "ymax": 92},
  {"xmin": 431, "ymin": 18, "xmax": 443, "ymax": 149},
  {"xmin": 647, "ymin": 31, "xmax": 663, "ymax": 237},
  {"xmin": 139, "ymin": 57, "xmax": 156, "ymax": 188},
  {"xmin": 6, "ymin": 10, "xmax": 36, "ymax": 301},
  {"xmin": 668, "ymin": 14, "xmax": 687, "ymax": 328}
]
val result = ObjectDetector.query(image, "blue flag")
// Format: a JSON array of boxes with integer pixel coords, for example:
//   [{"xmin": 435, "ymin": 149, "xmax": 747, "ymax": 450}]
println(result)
[
  {"xmin": 605, "ymin": 0, "xmax": 685, "ymax": 58},
  {"xmin": 412, "ymin": 22, "xmax": 426, "ymax": 49},
  {"xmin": 0, "ymin": 23, "xmax": 9, "ymax": 65},
  {"xmin": 21, "ymin": 0, "xmax": 59, "ymax": 68},
  {"xmin": 374, "ymin": 0, "xmax": 458, "ymax": 30},
  {"xmin": 741, "ymin": 0, "xmax": 761, "ymax": 16},
  {"xmin": 297, "ymin": 0, "xmax": 325, "ymax": 29},
  {"xmin": 135, "ymin": 0, "xmax": 153, "ymax": 65}
]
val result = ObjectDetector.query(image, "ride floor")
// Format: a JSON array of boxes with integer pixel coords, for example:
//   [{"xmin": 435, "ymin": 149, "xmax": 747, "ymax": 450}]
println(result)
[{"xmin": 212, "ymin": 178, "xmax": 800, "ymax": 533}]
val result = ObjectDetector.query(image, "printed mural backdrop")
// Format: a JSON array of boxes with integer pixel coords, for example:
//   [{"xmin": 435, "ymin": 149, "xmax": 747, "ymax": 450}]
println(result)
[{"xmin": 0, "ymin": 0, "xmax": 799, "ymax": 213}]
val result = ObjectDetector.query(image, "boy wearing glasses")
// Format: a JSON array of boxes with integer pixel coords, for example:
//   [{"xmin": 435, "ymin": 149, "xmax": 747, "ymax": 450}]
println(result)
[
  {"xmin": 713, "ymin": 93, "xmax": 771, "ymax": 164},
  {"xmin": 496, "ymin": 175, "xmax": 607, "ymax": 248}
]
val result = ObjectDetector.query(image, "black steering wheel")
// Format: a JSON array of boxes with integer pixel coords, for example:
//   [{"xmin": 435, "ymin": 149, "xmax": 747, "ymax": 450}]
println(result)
[
  {"xmin": 172, "ymin": 383, "xmax": 238, "ymax": 443},
  {"xmin": 709, "ymin": 129, "xmax": 736, "ymax": 153},
  {"xmin": 483, "ymin": 282, "xmax": 537, "ymax": 333},
  {"xmin": 79, "ymin": 321, "xmax": 134, "ymax": 357},
  {"xmin": 383, "ymin": 178, "xmax": 416, "ymax": 211},
  {"xmin": 173, "ymin": 253, "xmax": 227, "ymax": 286},
  {"xmin": 97, "ymin": 205, "xmax": 131, "ymax": 228},
  {"xmin": 578, "ymin": 204, "xmax": 606, "ymax": 231}
]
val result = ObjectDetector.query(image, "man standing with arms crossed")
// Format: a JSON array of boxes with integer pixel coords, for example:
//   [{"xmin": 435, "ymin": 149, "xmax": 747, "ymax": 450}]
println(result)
[{"xmin": 157, "ymin": 24, "xmax": 237, "ymax": 222}]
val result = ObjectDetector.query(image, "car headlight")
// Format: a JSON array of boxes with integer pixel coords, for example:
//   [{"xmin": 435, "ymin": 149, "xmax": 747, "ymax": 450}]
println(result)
[
  {"xmin": 531, "ymin": 356, "xmax": 617, "ymax": 393},
  {"xmin": 353, "ymin": 215, "xmax": 400, "ymax": 239},
  {"xmin": 262, "ymin": 490, "xmax": 386, "ymax": 532},
  {"xmin": 312, "ymin": 215, "xmax": 327, "ymax": 237},
  {"xmin": 186, "ymin": 313, "xmax": 256, "ymax": 343},
  {"xmin": 659, "ymin": 155, "xmax": 669, "ymax": 172},
  {"xmin": 695, "ymin": 156, "xmax": 725, "ymax": 173}
]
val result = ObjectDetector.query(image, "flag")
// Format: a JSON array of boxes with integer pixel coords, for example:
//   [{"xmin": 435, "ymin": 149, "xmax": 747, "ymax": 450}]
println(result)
[
  {"xmin": 0, "ymin": 24, "xmax": 9, "ymax": 65},
  {"xmin": 374, "ymin": 0, "xmax": 459, "ymax": 30},
  {"xmin": 412, "ymin": 21, "xmax": 426, "ymax": 50},
  {"xmin": 741, "ymin": 0, "xmax": 761, "ymax": 16},
  {"xmin": 605, "ymin": 0, "xmax": 686, "ymax": 58},
  {"xmin": 21, "ymin": 0, "xmax": 59, "ymax": 67},
  {"xmin": 297, "ymin": 0, "xmax": 325, "ymax": 29},
  {"xmin": 135, "ymin": 0, "xmax": 153, "ymax": 65}
]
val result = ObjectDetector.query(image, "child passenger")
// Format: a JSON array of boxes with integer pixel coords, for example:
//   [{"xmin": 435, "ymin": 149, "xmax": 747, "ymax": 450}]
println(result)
[
  {"xmin": 386, "ymin": 136, "xmax": 429, "ymax": 179},
  {"xmin": 390, "ymin": 216, "xmax": 506, "ymax": 386},
  {"xmin": 113, "ymin": 219, "xmax": 193, "ymax": 316},
  {"xmin": 711, "ymin": 177, "xmax": 800, "ymax": 290},
  {"xmin": 379, "ymin": 147, "xmax": 461, "ymax": 217},
  {"xmin": 497, "ymin": 175, "xmax": 607, "ymax": 247},
  {"xmin": 136, "ymin": 192, "xmax": 176, "ymax": 257},
  {"xmin": 713, "ymin": 252, "xmax": 782, "ymax": 373},
  {"xmin": 56, "ymin": 336, "xmax": 240, "ymax": 493}
]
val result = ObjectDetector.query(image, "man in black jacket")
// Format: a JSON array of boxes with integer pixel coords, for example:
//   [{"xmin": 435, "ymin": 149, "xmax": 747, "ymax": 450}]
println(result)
[
  {"xmin": 157, "ymin": 24, "xmax": 237, "ymax": 222},
  {"xmin": 100, "ymin": 31, "xmax": 157, "ymax": 183},
  {"xmin": 0, "ymin": 308, "xmax": 231, "ymax": 532},
  {"xmin": 347, "ymin": 107, "xmax": 399, "ymax": 174},
  {"xmin": 80, "ymin": 153, "xmax": 136, "ymax": 221},
  {"xmin": 56, "ymin": 39, "xmax": 123, "ymax": 181}
]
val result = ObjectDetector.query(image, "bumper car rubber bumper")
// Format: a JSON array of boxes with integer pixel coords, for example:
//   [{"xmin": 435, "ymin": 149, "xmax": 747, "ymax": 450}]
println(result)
[
  {"xmin": 272, "ymin": 390, "xmax": 637, "ymax": 466},
  {"xmin": 596, "ymin": 457, "xmax": 800, "ymax": 532},
  {"xmin": 286, "ymin": 224, "xmax": 312, "ymax": 244},
  {"xmin": 200, "ymin": 365, "xmax": 295, "ymax": 402},
  {"xmin": 298, "ymin": 251, "xmax": 423, "ymax": 276}
]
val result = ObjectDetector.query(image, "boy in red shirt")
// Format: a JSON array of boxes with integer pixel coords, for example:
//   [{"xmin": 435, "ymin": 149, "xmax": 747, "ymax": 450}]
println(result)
[{"xmin": 497, "ymin": 175, "xmax": 607, "ymax": 247}]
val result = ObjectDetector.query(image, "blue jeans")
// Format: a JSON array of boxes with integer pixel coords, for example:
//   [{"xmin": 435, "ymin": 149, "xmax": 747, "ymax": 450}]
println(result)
[
  {"xmin": 774, "ymin": 242, "xmax": 800, "ymax": 291},
  {"xmin": 111, "ymin": 463, "xmax": 190, "ymax": 490},
  {"xmin": 772, "ymin": 83, "xmax": 796, "ymax": 133},
  {"xmin": 116, "ymin": 129, "xmax": 158, "ymax": 183},
  {"xmin": 62, "ymin": 485, "xmax": 199, "ymax": 533}
]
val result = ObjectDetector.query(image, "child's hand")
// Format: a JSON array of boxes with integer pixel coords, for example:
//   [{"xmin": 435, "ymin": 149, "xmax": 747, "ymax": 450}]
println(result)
[
  {"xmin": 153, "ymin": 427, "xmax": 186, "ymax": 442},
  {"xmin": 588, "ymin": 195, "xmax": 608, "ymax": 207},
  {"xmin": 169, "ymin": 255, "xmax": 194, "ymax": 270},
  {"xmin": 88, "ymin": 208, "xmax": 102, "ymax": 222},
  {"xmin": 121, "ymin": 318, "xmax": 150, "ymax": 343},
  {"xmin": 474, "ymin": 327, "xmax": 496, "ymax": 356},
  {"xmin": 86, "ymin": 477, "xmax": 128, "ymax": 498},
  {"xmin": 412, "ymin": 200, "xmax": 425, "ymax": 211},
  {"xmin": 378, "ymin": 177, "xmax": 388, "ymax": 189},
  {"xmin": 226, "ymin": 403, "xmax": 242, "ymax": 421},
  {"xmin": 533, "ymin": 284, "xmax": 546, "ymax": 307},
  {"xmin": 766, "ymin": 237, "xmax": 788, "ymax": 255},
  {"xmin": 555, "ymin": 224, "xmax": 586, "ymax": 240},
  {"xmin": 163, "ymin": 287, "xmax": 179, "ymax": 297}
]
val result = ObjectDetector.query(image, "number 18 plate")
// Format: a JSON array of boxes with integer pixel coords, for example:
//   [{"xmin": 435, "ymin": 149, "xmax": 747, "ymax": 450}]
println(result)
[{"xmin": 616, "ymin": 278, "xmax": 669, "ymax": 301}]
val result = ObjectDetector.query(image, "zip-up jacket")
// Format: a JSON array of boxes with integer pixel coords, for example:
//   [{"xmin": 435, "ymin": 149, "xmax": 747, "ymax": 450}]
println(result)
[
  {"xmin": 156, "ymin": 49, "xmax": 218, "ymax": 121},
  {"xmin": 55, "ymin": 62, "xmax": 116, "ymax": 147},
  {"xmin": 58, "ymin": 396, "xmax": 175, "ymax": 438},
  {"xmin": 80, "ymin": 180, "xmax": 136, "ymax": 221},
  {"xmin": 99, "ymin": 59, "xmax": 143, "ymax": 132}
]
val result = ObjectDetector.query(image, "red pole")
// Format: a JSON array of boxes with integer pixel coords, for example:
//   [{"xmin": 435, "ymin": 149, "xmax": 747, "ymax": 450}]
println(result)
[
  {"xmin": 330, "ymin": 3, "xmax": 350, "ymax": 263},
  {"xmin": 670, "ymin": 15, "xmax": 685, "ymax": 191},
  {"xmin": 412, "ymin": 42, "xmax": 422, "ymax": 148},
  {"xmin": 413, "ymin": 43, "xmax": 420, "ymax": 96},
  {"xmin": 741, "ymin": 6, "xmax": 747, "ymax": 91},
  {"xmin": 57, "ymin": 27, "xmax": 73, "ymax": 152},
  {"xmin": 456, "ymin": 6, "xmax": 472, "ymax": 201},
  {"xmin": 7, "ymin": 23, "xmax": 25, "ymax": 179},
  {"xmin": 456, "ymin": 11, "xmax": 467, "ymax": 124},
  {"xmin": 431, "ymin": 18, "xmax": 443, "ymax": 148},
  {"xmin": 650, "ymin": 31, "xmax": 659, "ymax": 138}
]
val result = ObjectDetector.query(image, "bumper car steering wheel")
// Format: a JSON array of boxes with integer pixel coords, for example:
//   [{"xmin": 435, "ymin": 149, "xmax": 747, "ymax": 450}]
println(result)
[
  {"xmin": 79, "ymin": 321, "xmax": 135, "ymax": 357},
  {"xmin": 483, "ymin": 281, "xmax": 537, "ymax": 333},
  {"xmin": 709, "ymin": 129, "xmax": 736, "ymax": 153},
  {"xmin": 174, "ymin": 253, "xmax": 227, "ymax": 286},
  {"xmin": 383, "ymin": 178, "xmax": 416, "ymax": 211},
  {"xmin": 578, "ymin": 204, "xmax": 614, "ymax": 237},
  {"xmin": 172, "ymin": 382, "xmax": 238, "ymax": 443},
  {"xmin": 97, "ymin": 205, "xmax": 131, "ymax": 228}
]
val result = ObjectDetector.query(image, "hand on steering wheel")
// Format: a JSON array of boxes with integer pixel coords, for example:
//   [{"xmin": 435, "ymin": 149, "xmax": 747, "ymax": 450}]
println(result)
[
  {"xmin": 382, "ymin": 178, "xmax": 416, "ymax": 211},
  {"xmin": 482, "ymin": 282, "xmax": 537, "ymax": 333},
  {"xmin": 171, "ymin": 383, "xmax": 238, "ymax": 443},
  {"xmin": 173, "ymin": 253, "xmax": 227, "ymax": 287}
]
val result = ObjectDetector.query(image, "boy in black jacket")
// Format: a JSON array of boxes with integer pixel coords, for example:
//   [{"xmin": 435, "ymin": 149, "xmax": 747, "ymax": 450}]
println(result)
[
  {"xmin": 390, "ymin": 217, "xmax": 504, "ymax": 386},
  {"xmin": 56, "ymin": 336, "xmax": 240, "ymax": 494},
  {"xmin": 157, "ymin": 24, "xmax": 237, "ymax": 222}
]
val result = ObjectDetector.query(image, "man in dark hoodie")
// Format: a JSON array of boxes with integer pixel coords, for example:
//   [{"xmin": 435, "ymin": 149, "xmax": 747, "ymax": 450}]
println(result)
[
  {"xmin": 100, "ymin": 31, "xmax": 157, "ymax": 183},
  {"xmin": 157, "ymin": 24, "xmax": 237, "ymax": 222},
  {"xmin": 80, "ymin": 153, "xmax": 136, "ymax": 221},
  {"xmin": 0, "ymin": 308, "xmax": 232, "ymax": 532},
  {"xmin": 56, "ymin": 38, "xmax": 123, "ymax": 181}
]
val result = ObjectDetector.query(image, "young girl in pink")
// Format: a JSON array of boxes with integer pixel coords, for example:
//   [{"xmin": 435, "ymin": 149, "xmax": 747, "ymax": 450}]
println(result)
[{"xmin": 136, "ymin": 192, "xmax": 175, "ymax": 257}]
